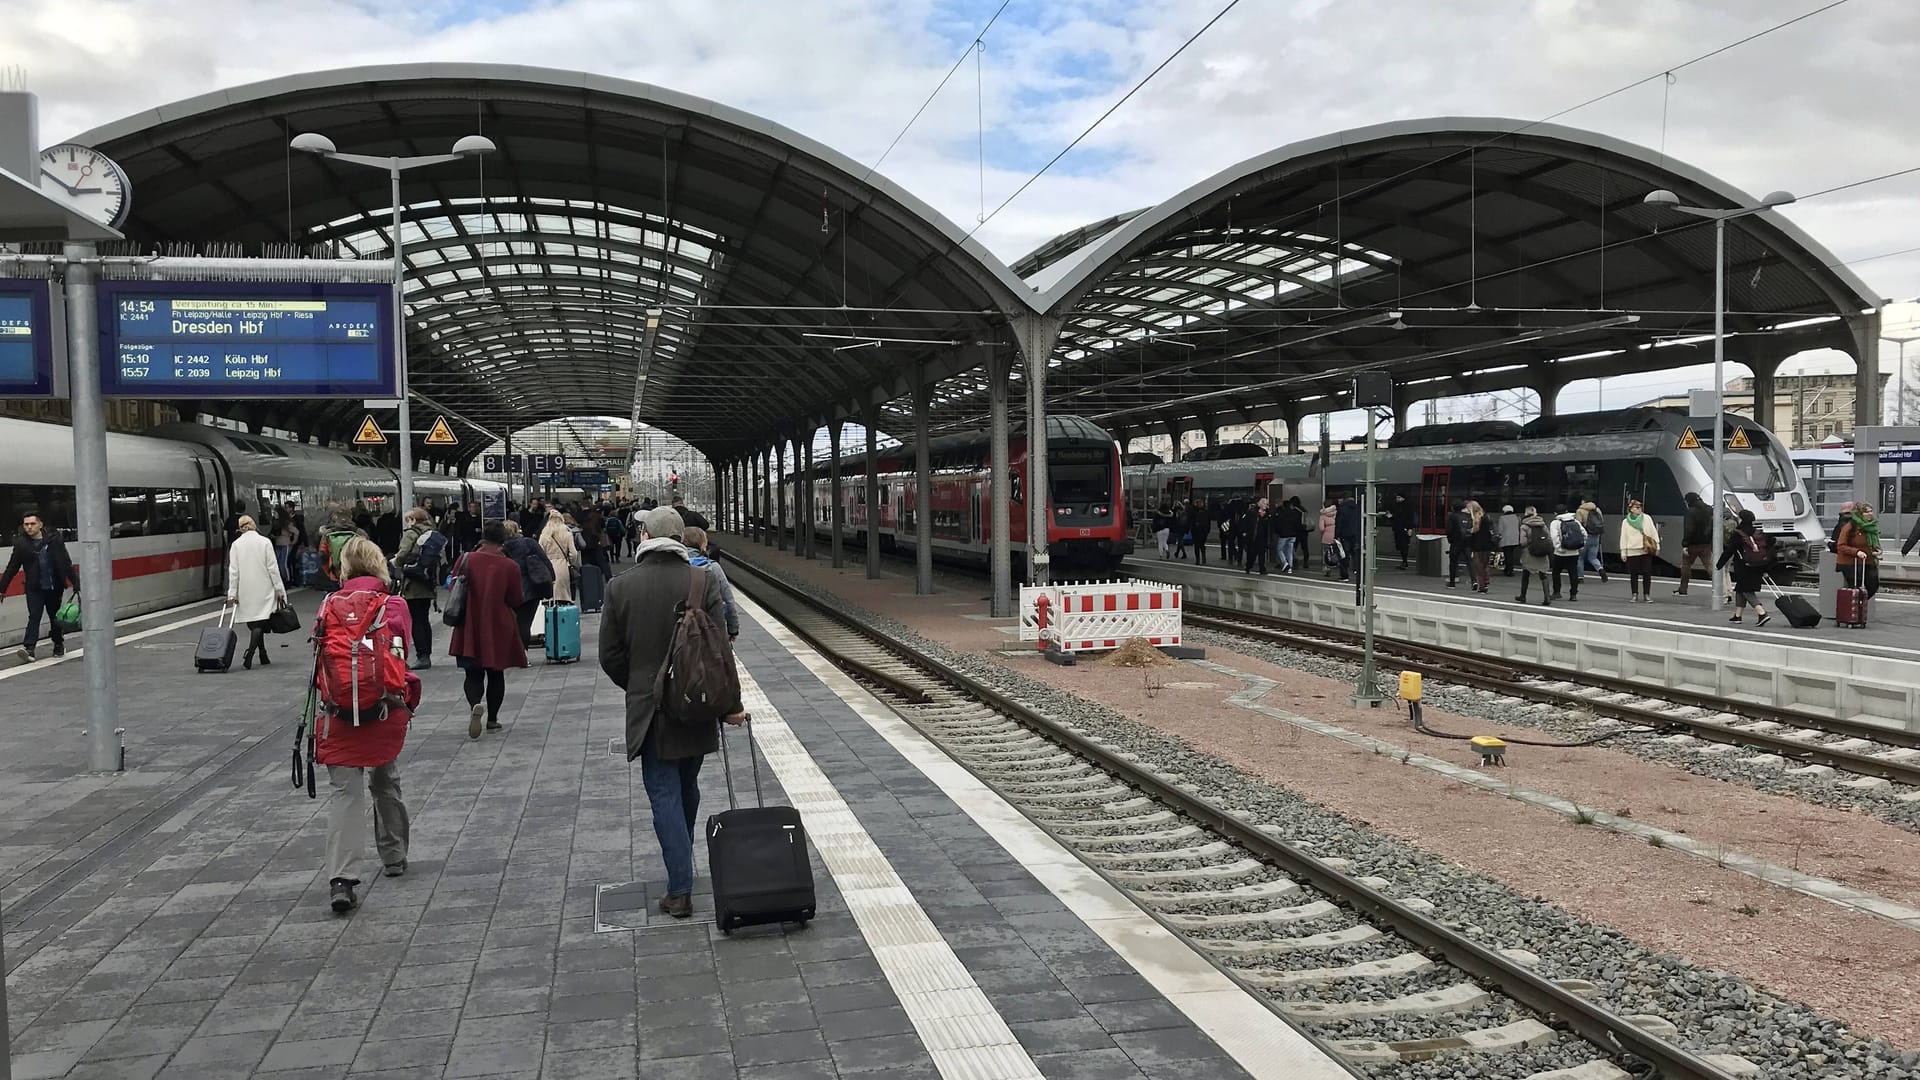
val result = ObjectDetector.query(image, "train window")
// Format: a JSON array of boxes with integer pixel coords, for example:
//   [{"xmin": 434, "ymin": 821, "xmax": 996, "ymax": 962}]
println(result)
[
  {"xmin": 153, "ymin": 488, "xmax": 200, "ymax": 535},
  {"xmin": 109, "ymin": 488, "xmax": 154, "ymax": 537}
]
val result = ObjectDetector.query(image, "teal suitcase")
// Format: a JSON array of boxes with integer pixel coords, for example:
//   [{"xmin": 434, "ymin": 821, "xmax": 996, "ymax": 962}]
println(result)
[{"xmin": 545, "ymin": 601, "xmax": 581, "ymax": 664}]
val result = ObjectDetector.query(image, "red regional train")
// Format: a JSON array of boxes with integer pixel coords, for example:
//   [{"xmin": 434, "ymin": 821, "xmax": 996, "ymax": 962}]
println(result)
[{"xmin": 798, "ymin": 415, "xmax": 1131, "ymax": 578}]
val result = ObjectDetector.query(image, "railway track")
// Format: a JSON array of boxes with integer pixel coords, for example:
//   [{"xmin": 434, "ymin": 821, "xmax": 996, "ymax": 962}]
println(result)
[
  {"xmin": 1181, "ymin": 607, "xmax": 1920, "ymax": 791},
  {"xmin": 724, "ymin": 552, "xmax": 1762, "ymax": 1080}
]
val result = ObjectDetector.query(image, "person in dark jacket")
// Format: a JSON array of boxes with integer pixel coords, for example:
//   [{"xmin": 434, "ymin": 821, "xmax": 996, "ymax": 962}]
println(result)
[
  {"xmin": 1467, "ymin": 500, "xmax": 1497, "ymax": 592},
  {"xmin": 1903, "ymin": 513, "xmax": 1920, "ymax": 558},
  {"xmin": 1172, "ymin": 502, "xmax": 1190, "ymax": 560},
  {"xmin": 392, "ymin": 509, "xmax": 442, "ymax": 669},
  {"xmin": 1334, "ymin": 496, "xmax": 1362, "ymax": 581},
  {"xmin": 1284, "ymin": 495, "xmax": 1309, "ymax": 573},
  {"xmin": 452, "ymin": 501, "xmax": 484, "ymax": 560},
  {"xmin": 2, "ymin": 512, "xmax": 81, "ymax": 662},
  {"xmin": 1189, "ymin": 502, "xmax": 1211, "ymax": 567},
  {"xmin": 447, "ymin": 522, "xmax": 527, "ymax": 739},
  {"xmin": 1243, "ymin": 501, "xmax": 1268, "ymax": 575},
  {"xmin": 1716, "ymin": 510, "xmax": 1773, "ymax": 626},
  {"xmin": 599, "ymin": 506, "xmax": 746, "ymax": 920},
  {"xmin": 500, "ymin": 521, "xmax": 551, "ymax": 646},
  {"xmin": 1390, "ymin": 494, "xmax": 1414, "ymax": 569},
  {"xmin": 672, "ymin": 499, "xmax": 710, "ymax": 532},
  {"xmin": 1446, "ymin": 500, "xmax": 1473, "ymax": 588},
  {"xmin": 1677, "ymin": 492, "xmax": 1712, "ymax": 594}
]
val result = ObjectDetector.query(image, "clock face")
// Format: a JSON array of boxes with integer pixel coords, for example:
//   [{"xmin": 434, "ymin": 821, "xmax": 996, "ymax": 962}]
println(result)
[{"xmin": 38, "ymin": 143, "xmax": 132, "ymax": 229}]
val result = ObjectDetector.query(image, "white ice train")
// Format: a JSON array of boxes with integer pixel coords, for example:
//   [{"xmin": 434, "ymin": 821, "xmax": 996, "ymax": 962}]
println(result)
[
  {"xmin": 1, "ymin": 417, "xmax": 505, "ymax": 648},
  {"xmin": 1124, "ymin": 407, "xmax": 1826, "ymax": 571}
]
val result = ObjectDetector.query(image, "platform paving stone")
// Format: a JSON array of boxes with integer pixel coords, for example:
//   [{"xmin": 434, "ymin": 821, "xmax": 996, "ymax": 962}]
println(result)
[{"xmin": 3, "ymin": 572, "xmax": 1256, "ymax": 1078}]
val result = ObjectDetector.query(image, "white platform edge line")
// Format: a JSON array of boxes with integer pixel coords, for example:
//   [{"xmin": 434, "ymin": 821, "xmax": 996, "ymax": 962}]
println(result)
[
  {"xmin": 0, "ymin": 594, "xmax": 243, "ymax": 683},
  {"xmin": 737, "ymin": 594, "xmax": 1352, "ymax": 1080},
  {"xmin": 730, "ymin": 661, "xmax": 1046, "ymax": 1080}
]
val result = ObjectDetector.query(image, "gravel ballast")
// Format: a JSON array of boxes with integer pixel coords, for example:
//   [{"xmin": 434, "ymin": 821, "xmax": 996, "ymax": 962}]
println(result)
[{"xmin": 736, "ymin": 554, "xmax": 1920, "ymax": 1080}]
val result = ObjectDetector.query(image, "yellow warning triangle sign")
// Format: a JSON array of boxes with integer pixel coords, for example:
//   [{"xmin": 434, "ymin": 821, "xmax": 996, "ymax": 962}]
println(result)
[
  {"xmin": 1676, "ymin": 426, "xmax": 1702, "ymax": 450},
  {"xmin": 352, "ymin": 414, "xmax": 387, "ymax": 445},
  {"xmin": 424, "ymin": 415, "xmax": 458, "ymax": 446},
  {"xmin": 1727, "ymin": 427, "xmax": 1752, "ymax": 450}
]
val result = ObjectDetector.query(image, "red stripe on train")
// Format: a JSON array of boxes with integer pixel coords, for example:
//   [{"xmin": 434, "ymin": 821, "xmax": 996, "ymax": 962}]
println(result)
[{"xmin": 2, "ymin": 546, "xmax": 214, "ymax": 597}]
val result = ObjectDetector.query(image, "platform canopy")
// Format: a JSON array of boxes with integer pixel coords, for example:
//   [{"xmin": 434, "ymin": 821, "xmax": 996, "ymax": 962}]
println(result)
[
  {"xmin": 968, "ymin": 118, "xmax": 1883, "ymax": 442},
  {"xmin": 70, "ymin": 64, "xmax": 1032, "ymax": 465}
]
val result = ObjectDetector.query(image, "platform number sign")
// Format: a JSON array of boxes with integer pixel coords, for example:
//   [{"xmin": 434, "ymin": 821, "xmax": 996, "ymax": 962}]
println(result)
[{"xmin": 483, "ymin": 453, "xmax": 525, "ymax": 473}]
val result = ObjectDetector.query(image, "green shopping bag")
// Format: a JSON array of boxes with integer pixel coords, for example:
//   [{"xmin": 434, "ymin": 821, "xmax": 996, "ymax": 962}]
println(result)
[{"xmin": 54, "ymin": 591, "xmax": 82, "ymax": 635}]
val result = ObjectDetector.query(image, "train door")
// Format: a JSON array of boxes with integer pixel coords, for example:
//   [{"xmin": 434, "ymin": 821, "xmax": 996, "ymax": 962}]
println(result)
[
  {"xmin": 1625, "ymin": 461, "xmax": 1647, "ymax": 512},
  {"xmin": 1417, "ymin": 467, "xmax": 1450, "ymax": 535},
  {"xmin": 191, "ymin": 456, "xmax": 228, "ymax": 592},
  {"xmin": 1254, "ymin": 472, "xmax": 1274, "ymax": 504}
]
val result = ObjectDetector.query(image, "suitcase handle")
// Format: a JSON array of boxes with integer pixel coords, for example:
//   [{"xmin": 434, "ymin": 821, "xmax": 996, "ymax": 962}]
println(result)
[{"xmin": 718, "ymin": 713, "xmax": 761, "ymax": 810}]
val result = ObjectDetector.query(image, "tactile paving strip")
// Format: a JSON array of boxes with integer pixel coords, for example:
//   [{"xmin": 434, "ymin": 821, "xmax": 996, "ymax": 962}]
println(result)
[{"xmin": 737, "ymin": 668, "xmax": 1046, "ymax": 1080}]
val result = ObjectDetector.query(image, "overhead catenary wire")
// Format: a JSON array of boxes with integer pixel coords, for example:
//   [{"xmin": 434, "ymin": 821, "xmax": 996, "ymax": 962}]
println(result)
[
  {"xmin": 859, "ymin": 0, "xmax": 1014, "ymax": 185},
  {"xmin": 970, "ymin": 0, "xmax": 1247, "ymax": 235}
]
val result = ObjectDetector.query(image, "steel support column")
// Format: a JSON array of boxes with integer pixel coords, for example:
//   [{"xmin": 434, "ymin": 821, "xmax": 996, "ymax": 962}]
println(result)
[
  {"xmin": 1852, "ymin": 311, "xmax": 1886, "ymax": 430},
  {"xmin": 988, "ymin": 343, "xmax": 1013, "ymax": 617},
  {"xmin": 775, "ymin": 443, "xmax": 788, "ymax": 551},
  {"xmin": 829, "ymin": 422, "xmax": 845, "ymax": 569},
  {"xmin": 1012, "ymin": 314, "xmax": 1063, "ymax": 585},
  {"xmin": 913, "ymin": 367, "xmax": 934, "ymax": 596},
  {"xmin": 65, "ymin": 240, "xmax": 122, "ymax": 774},
  {"xmin": 864, "ymin": 402, "xmax": 882, "ymax": 580}
]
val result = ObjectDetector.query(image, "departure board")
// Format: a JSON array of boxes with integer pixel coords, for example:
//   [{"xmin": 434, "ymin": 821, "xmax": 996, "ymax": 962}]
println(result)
[
  {"xmin": 98, "ymin": 280, "xmax": 395, "ymax": 398},
  {"xmin": 0, "ymin": 279, "xmax": 58, "ymax": 397}
]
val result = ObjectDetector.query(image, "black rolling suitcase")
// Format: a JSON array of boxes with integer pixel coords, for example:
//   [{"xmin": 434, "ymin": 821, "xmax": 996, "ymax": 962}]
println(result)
[
  {"xmin": 1764, "ymin": 576, "xmax": 1820, "ymax": 628},
  {"xmin": 706, "ymin": 718, "xmax": 815, "ymax": 935},
  {"xmin": 194, "ymin": 605, "xmax": 238, "ymax": 672},
  {"xmin": 579, "ymin": 563, "xmax": 606, "ymax": 614}
]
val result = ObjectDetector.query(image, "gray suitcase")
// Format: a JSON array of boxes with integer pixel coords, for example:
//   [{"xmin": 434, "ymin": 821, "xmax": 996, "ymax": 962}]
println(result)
[{"xmin": 195, "ymin": 606, "xmax": 238, "ymax": 673}]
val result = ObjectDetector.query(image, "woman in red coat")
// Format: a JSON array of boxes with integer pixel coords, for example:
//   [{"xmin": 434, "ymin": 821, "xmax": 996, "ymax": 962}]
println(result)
[
  {"xmin": 449, "ymin": 521, "xmax": 527, "ymax": 739},
  {"xmin": 316, "ymin": 537, "xmax": 420, "ymax": 914}
]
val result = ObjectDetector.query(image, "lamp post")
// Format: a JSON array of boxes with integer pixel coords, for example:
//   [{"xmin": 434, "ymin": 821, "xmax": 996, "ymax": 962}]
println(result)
[
  {"xmin": 1643, "ymin": 187, "xmax": 1795, "ymax": 610},
  {"xmin": 291, "ymin": 131, "xmax": 496, "ymax": 516}
]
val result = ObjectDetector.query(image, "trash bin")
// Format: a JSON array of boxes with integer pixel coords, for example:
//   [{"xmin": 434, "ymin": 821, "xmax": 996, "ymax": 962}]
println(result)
[{"xmin": 1414, "ymin": 534, "xmax": 1444, "ymax": 577}]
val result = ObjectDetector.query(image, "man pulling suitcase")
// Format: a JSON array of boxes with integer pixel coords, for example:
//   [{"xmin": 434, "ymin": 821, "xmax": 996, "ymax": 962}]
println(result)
[{"xmin": 598, "ymin": 506, "xmax": 753, "ymax": 920}]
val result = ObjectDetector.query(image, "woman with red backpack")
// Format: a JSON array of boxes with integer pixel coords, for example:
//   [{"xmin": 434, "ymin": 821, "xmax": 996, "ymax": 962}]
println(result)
[
  {"xmin": 312, "ymin": 536, "xmax": 419, "ymax": 914},
  {"xmin": 1716, "ymin": 510, "xmax": 1773, "ymax": 627}
]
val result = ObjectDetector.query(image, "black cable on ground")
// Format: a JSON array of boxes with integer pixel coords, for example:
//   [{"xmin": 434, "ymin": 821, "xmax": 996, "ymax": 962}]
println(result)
[{"xmin": 1406, "ymin": 699, "xmax": 1662, "ymax": 748}]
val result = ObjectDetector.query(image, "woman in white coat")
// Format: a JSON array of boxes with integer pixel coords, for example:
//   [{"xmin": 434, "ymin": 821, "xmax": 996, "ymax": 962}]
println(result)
[
  {"xmin": 227, "ymin": 515, "xmax": 287, "ymax": 669},
  {"xmin": 539, "ymin": 509, "xmax": 579, "ymax": 604}
]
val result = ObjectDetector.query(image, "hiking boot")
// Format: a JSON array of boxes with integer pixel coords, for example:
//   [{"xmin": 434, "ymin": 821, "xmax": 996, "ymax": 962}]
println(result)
[
  {"xmin": 468, "ymin": 703, "xmax": 485, "ymax": 740},
  {"xmin": 329, "ymin": 878, "xmax": 359, "ymax": 914},
  {"xmin": 384, "ymin": 860, "xmax": 407, "ymax": 878},
  {"xmin": 660, "ymin": 893, "xmax": 693, "ymax": 920}
]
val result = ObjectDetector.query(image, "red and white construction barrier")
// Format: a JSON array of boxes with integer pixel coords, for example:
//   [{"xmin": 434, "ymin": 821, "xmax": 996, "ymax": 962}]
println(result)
[{"xmin": 1019, "ymin": 579, "xmax": 1183, "ymax": 654}]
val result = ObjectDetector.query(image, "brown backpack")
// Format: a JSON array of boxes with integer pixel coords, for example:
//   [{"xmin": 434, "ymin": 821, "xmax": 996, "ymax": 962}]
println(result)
[{"xmin": 653, "ymin": 565, "xmax": 740, "ymax": 733}]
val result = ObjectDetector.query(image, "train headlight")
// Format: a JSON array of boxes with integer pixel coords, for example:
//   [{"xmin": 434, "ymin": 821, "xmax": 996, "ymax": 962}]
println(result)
[{"xmin": 1792, "ymin": 493, "xmax": 1805, "ymax": 516}]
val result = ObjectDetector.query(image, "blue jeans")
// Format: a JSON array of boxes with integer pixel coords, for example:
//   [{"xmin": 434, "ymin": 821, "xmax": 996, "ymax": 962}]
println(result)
[
  {"xmin": 640, "ymin": 744, "xmax": 705, "ymax": 897},
  {"xmin": 274, "ymin": 544, "xmax": 291, "ymax": 586},
  {"xmin": 1275, "ymin": 537, "xmax": 1295, "ymax": 571},
  {"xmin": 1582, "ymin": 535, "xmax": 1604, "ymax": 573}
]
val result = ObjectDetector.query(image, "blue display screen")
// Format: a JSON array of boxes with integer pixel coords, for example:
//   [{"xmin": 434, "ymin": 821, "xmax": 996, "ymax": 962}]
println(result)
[
  {"xmin": 0, "ymin": 280, "xmax": 57, "ymax": 397},
  {"xmin": 98, "ymin": 280, "xmax": 396, "ymax": 398}
]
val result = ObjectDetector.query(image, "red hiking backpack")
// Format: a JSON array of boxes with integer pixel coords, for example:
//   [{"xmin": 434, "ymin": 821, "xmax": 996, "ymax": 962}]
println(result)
[{"xmin": 314, "ymin": 590, "xmax": 409, "ymax": 728}]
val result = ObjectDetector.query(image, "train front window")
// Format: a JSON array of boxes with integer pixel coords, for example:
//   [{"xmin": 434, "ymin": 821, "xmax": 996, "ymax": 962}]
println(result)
[
  {"xmin": 1721, "ymin": 451, "xmax": 1791, "ymax": 494},
  {"xmin": 1049, "ymin": 463, "xmax": 1111, "ymax": 506}
]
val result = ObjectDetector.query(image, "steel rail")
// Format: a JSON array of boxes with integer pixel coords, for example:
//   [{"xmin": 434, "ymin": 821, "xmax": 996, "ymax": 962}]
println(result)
[
  {"xmin": 1184, "ymin": 606, "xmax": 1920, "ymax": 759},
  {"xmin": 723, "ymin": 554, "xmax": 1743, "ymax": 1080}
]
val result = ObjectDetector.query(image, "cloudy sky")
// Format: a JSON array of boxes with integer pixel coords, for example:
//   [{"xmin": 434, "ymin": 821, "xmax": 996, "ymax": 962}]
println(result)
[{"xmin": 8, "ymin": 0, "xmax": 1919, "ymax": 419}]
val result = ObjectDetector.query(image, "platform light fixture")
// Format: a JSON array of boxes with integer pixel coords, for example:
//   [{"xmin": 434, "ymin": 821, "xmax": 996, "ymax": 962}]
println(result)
[
  {"xmin": 291, "ymin": 130, "xmax": 496, "ymax": 515},
  {"xmin": 1643, "ymin": 187, "xmax": 1795, "ymax": 610}
]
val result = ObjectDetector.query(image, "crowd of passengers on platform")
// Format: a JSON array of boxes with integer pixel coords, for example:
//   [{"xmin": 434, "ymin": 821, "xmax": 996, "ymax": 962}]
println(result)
[
  {"xmin": 5, "ymin": 490, "xmax": 744, "ymax": 927},
  {"xmin": 1144, "ymin": 488, "xmax": 1908, "ymax": 624}
]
